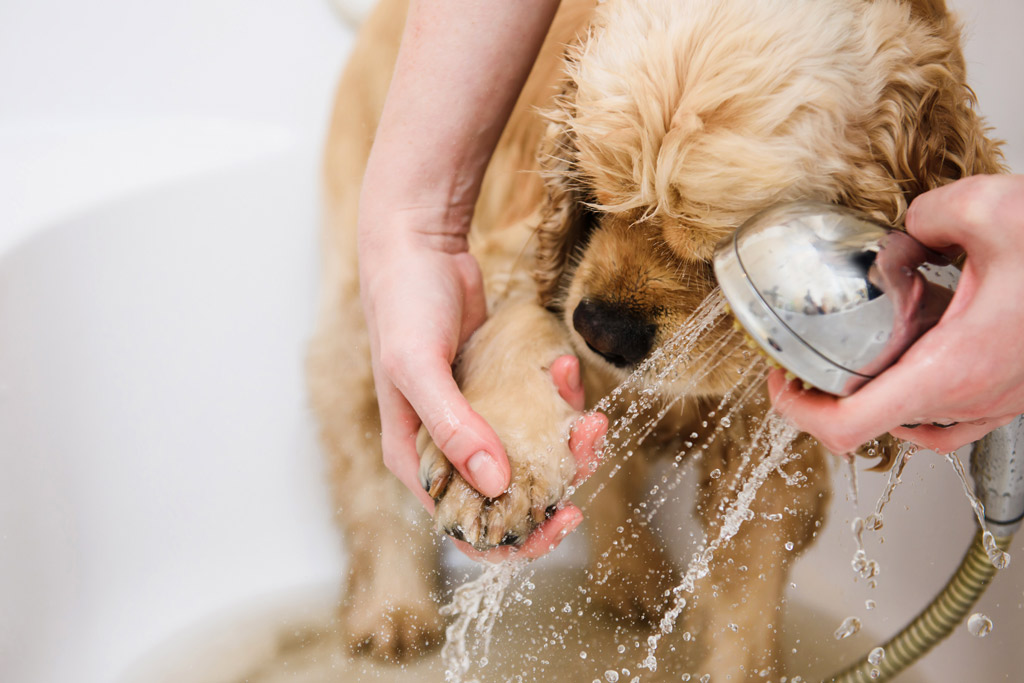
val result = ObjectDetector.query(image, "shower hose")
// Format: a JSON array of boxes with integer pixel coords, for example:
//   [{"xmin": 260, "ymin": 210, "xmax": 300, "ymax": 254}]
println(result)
[{"xmin": 825, "ymin": 529, "xmax": 1014, "ymax": 683}]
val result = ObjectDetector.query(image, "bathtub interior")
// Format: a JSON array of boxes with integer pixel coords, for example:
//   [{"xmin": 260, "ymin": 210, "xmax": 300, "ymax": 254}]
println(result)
[{"xmin": 1, "ymin": 0, "xmax": 1022, "ymax": 682}]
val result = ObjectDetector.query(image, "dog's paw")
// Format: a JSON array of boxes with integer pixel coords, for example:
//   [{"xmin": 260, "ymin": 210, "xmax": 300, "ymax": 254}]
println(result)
[
  {"xmin": 417, "ymin": 425, "xmax": 576, "ymax": 551},
  {"xmin": 343, "ymin": 594, "xmax": 443, "ymax": 661}
]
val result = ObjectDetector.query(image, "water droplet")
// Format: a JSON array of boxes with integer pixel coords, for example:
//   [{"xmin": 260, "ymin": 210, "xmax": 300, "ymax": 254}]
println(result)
[
  {"xmin": 720, "ymin": 415, "xmax": 732, "ymax": 427},
  {"xmin": 868, "ymin": 647, "xmax": 885, "ymax": 665},
  {"xmin": 967, "ymin": 612, "xmax": 993, "ymax": 638},
  {"xmin": 865, "ymin": 599, "xmax": 876, "ymax": 610},
  {"xmin": 728, "ymin": 623, "xmax": 738, "ymax": 632},
  {"xmin": 710, "ymin": 468, "xmax": 722, "ymax": 479},
  {"xmin": 604, "ymin": 671, "xmax": 619, "ymax": 682},
  {"xmin": 870, "ymin": 669, "xmax": 881, "ymax": 679},
  {"xmin": 834, "ymin": 616, "xmax": 861, "ymax": 640},
  {"xmin": 643, "ymin": 654, "xmax": 658, "ymax": 671},
  {"xmin": 983, "ymin": 531, "xmax": 1011, "ymax": 569},
  {"xmin": 617, "ymin": 644, "xmax": 626, "ymax": 654},
  {"xmin": 580, "ymin": 650, "xmax": 588, "ymax": 659},
  {"xmin": 785, "ymin": 541, "xmax": 795, "ymax": 551}
]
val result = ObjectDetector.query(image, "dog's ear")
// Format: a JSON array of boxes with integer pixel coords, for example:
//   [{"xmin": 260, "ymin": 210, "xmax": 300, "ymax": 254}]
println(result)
[
  {"xmin": 848, "ymin": 3, "xmax": 1006, "ymax": 223},
  {"xmin": 534, "ymin": 79, "xmax": 591, "ymax": 310}
]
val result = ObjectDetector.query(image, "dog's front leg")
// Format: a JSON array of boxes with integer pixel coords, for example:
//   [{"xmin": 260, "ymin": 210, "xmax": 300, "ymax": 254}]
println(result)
[{"xmin": 418, "ymin": 298, "xmax": 583, "ymax": 550}]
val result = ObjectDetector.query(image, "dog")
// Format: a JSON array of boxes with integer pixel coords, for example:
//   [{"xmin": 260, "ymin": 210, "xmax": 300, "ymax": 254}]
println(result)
[{"xmin": 307, "ymin": 0, "xmax": 1004, "ymax": 678}]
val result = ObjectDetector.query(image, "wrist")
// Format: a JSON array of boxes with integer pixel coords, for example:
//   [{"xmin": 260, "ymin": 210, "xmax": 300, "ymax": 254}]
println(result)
[{"xmin": 357, "ymin": 199, "xmax": 474, "ymax": 257}]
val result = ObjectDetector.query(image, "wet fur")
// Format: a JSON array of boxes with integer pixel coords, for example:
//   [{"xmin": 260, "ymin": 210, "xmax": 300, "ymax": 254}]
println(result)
[{"xmin": 308, "ymin": 0, "xmax": 1004, "ymax": 676}]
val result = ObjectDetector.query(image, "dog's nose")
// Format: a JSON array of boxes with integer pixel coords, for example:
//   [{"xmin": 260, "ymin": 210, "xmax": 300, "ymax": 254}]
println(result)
[{"xmin": 572, "ymin": 299, "xmax": 656, "ymax": 368}]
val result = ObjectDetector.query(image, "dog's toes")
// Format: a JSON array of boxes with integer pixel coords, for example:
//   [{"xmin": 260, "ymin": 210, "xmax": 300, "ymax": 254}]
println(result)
[
  {"xmin": 343, "ymin": 600, "xmax": 443, "ymax": 662},
  {"xmin": 432, "ymin": 473, "xmax": 562, "ymax": 551}
]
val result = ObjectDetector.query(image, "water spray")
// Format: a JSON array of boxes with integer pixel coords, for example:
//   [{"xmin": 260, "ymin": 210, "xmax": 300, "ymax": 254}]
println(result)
[{"xmin": 712, "ymin": 201, "xmax": 1024, "ymax": 682}]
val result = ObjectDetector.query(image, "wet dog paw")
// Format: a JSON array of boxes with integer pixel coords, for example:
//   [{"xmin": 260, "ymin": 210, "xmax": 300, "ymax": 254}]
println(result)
[
  {"xmin": 343, "ymin": 595, "xmax": 443, "ymax": 661},
  {"xmin": 417, "ymin": 424, "xmax": 575, "ymax": 551}
]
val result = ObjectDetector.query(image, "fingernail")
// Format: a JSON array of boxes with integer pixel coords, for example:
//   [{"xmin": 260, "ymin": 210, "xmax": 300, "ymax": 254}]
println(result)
[{"xmin": 467, "ymin": 451, "xmax": 506, "ymax": 497}]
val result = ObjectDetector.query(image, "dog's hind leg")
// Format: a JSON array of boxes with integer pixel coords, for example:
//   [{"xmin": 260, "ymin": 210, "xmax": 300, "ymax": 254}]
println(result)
[
  {"xmin": 308, "ymin": 0, "xmax": 444, "ymax": 660},
  {"xmin": 307, "ymin": 271, "xmax": 444, "ymax": 660}
]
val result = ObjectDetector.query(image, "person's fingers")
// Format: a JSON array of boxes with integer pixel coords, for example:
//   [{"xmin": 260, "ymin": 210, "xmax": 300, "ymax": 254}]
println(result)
[
  {"xmin": 451, "ymin": 504, "xmax": 584, "ymax": 563},
  {"xmin": 766, "ymin": 371, "xmax": 866, "ymax": 454},
  {"xmin": 374, "ymin": 374, "xmax": 437, "ymax": 512},
  {"xmin": 569, "ymin": 412, "xmax": 608, "ymax": 485},
  {"xmin": 905, "ymin": 174, "xmax": 1021, "ymax": 260},
  {"xmin": 550, "ymin": 354, "xmax": 585, "ymax": 411},
  {"xmin": 767, "ymin": 364, "xmax": 1013, "ymax": 455},
  {"xmin": 383, "ymin": 351, "xmax": 510, "ymax": 498},
  {"xmin": 766, "ymin": 365, "xmax": 927, "ymax": 455},
  {"xmin": 454, "ymin": 252, "xmax": 488, "ymax": 347},
  {"xmin": 889, "ymin": 414, "xmax": 1017, "ymax": 454}
]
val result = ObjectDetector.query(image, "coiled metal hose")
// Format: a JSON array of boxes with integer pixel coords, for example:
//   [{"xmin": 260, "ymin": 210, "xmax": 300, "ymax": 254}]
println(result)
[{"xmin": 825, "ymin": 530, "xmax": 1014, "ymax": 683}]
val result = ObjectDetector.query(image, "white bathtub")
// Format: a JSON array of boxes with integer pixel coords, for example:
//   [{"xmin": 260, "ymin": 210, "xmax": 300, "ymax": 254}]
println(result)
[
  {"xmin": 1, "ymin": 1, "xmax": 1021, "ymax": 682},
  {"xmin": 0, "ymin": 145, "xmax": 348, "ymax": 683}
]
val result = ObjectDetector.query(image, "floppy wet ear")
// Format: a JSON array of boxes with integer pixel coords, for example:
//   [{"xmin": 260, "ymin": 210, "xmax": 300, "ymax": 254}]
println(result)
[
  {"xmin": 534, "ymin": 80, "xmax": 591, "ymax": 310},
  {"xmin": 852, "ymin": 3, "xmax": 1006, "ymax": 223}
]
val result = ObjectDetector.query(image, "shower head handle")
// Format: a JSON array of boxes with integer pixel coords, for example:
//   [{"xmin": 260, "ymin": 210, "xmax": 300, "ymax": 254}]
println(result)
[{"xmin": 971, "ymin": 415, "xmax": 1024, "ymax": 536}]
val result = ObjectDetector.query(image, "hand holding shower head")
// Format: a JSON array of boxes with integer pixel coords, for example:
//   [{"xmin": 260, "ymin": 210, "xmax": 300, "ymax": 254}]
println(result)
[
  {"xmin": 712, "ymin": 201, "xmax": 958, "ymax": 396},
  {"xmin": 715, "ymin": 202, "xmax": 1023, "ymax": 682}
]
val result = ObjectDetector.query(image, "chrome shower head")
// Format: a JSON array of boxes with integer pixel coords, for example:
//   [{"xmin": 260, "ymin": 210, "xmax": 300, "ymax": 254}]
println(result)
[{"xmin": 713, "ymin": 201, "xmax": 959, "ymax": 396}]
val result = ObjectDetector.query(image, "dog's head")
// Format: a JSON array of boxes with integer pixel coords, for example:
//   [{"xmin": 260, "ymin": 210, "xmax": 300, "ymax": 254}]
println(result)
[{"xmin": 533, "ymin": 0, "xmax": 1003, "ymax": 395}]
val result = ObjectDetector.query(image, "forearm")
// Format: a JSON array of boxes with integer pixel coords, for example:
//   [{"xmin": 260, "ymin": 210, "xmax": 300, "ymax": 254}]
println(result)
[{"xmin": 362, "ymin": 0, "xmax": 561, "ymax": 233}]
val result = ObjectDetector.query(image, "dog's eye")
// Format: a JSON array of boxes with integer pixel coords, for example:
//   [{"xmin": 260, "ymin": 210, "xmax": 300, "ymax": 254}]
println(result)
[{"xmin": 577, "ymin": 204, "xmax": 601, "ymax": 245}]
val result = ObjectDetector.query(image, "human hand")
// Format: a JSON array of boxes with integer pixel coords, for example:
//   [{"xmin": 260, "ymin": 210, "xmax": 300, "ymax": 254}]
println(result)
[
  {"xmin": 768, "ymin": 174, "xmax": 1024, "ymax": 455},
  {"xmin": 359, "ymin": 208, "xmax": 607, "ymax": 558},
  {"xmin": 358, "ymin": 205, "xmax": 505, "ymax": 510}
]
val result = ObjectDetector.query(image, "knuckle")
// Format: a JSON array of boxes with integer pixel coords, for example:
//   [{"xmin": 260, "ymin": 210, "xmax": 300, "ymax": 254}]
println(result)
[
  {"xmin": 422, "ymin": 410, "xmax": 459, "ymax": 457},
  {"xmin": 377, "ymin": 346, "xmax": 414, "ymax": 384}
]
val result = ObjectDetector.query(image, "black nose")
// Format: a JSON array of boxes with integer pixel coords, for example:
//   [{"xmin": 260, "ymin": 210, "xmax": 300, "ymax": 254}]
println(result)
[{"xmin": 572, "ymin": 299, "xmax": 656, "ymax": 368}]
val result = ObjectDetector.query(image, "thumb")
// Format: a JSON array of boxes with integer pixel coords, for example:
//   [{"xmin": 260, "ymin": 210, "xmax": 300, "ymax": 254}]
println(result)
[{"xmin": 392, "ymin": 353, "xmax": 510, "ymax": 498}]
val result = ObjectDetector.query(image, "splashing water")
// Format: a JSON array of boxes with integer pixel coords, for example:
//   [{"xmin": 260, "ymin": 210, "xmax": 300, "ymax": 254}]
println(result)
[
  {"xmin": 849, "ymin": 441, "xmax": 916, "ymax": 585},
  {"xmin": 967, "ymin": 612, "xmax": 993, "ymax": 638},
  {"xmin": 441, "ymin": 290, "xmax": 746, "ymax": 681},
  {"xmin": 436, "ymin": 286, "xmax": 840, "ymax": 680},
  {"xmin": 644, "ymin": 412, "xmax": 801, "ymax": 670},
  {"xmin": 944, "ymin": 452, "xmax": 1012, "ymax": 570},
  {"xmin": 833, "ymin": 616, "xmax": 862, "ymax": 640},
  {"xmin": 440, "ymin": 561, "xmax": 523, "ymax": 682}
]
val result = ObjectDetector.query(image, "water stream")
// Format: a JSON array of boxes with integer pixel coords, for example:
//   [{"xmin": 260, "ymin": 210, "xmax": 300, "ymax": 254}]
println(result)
[{"xmin": 436, "ymin": 286, "xmax": 1015, "ymax": 682}]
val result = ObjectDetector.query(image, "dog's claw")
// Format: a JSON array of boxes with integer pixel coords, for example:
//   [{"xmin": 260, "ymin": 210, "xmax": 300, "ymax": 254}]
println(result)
[{"xmin": 425, "ymin": 467, "xmax": 452, "ymax": 501}]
